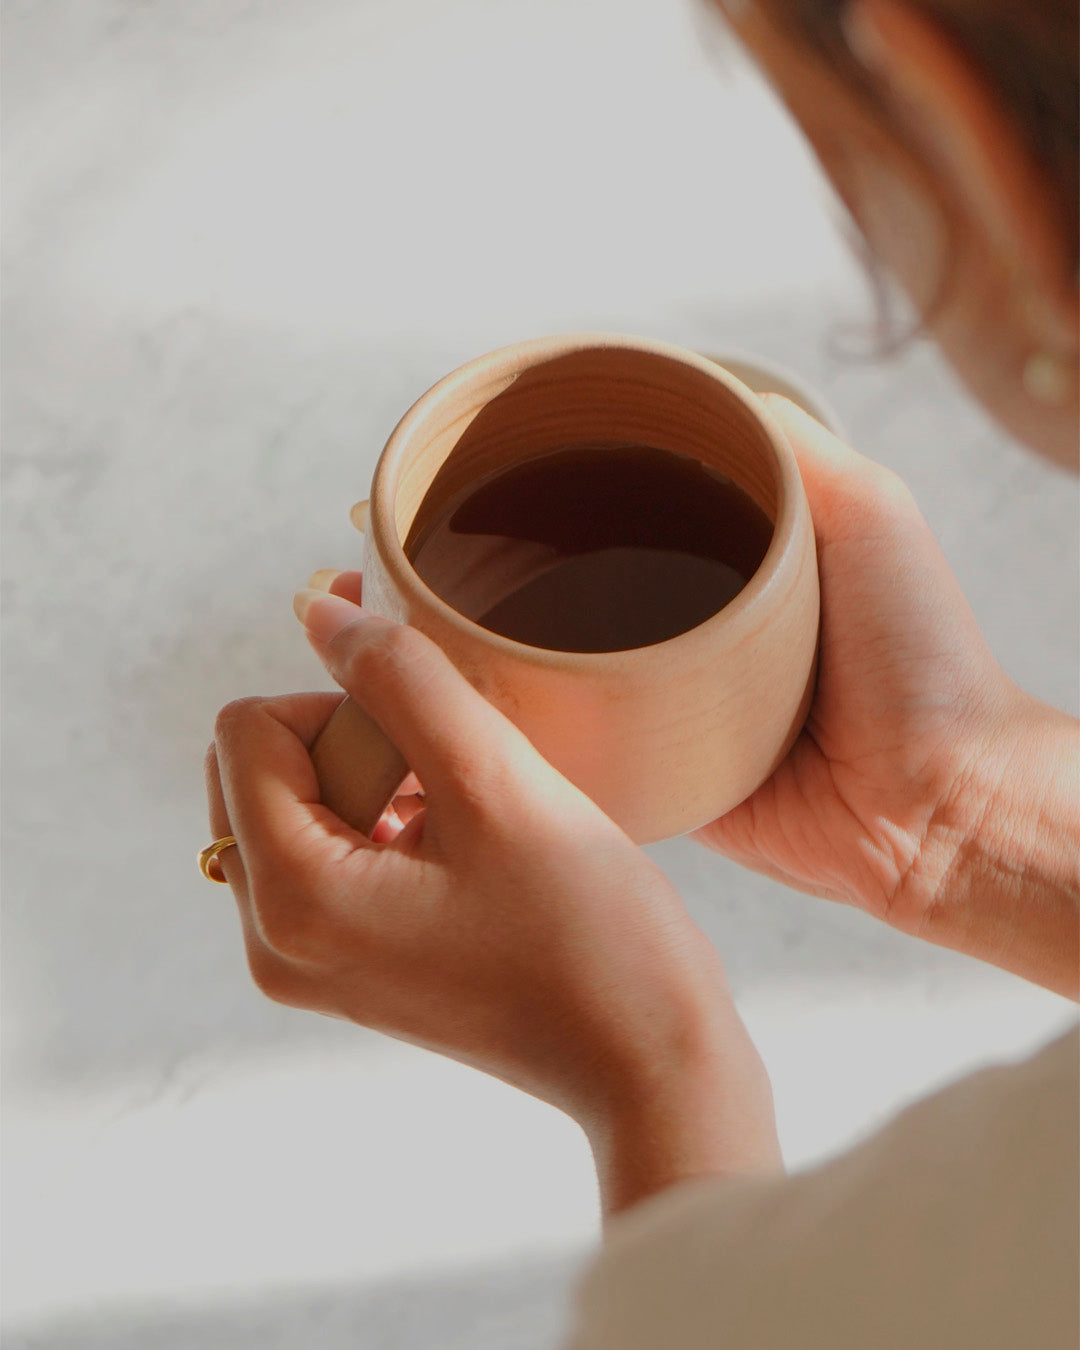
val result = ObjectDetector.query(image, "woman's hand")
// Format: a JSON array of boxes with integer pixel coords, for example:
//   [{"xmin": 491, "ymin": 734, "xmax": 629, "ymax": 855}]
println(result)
[
  {"xmin": 205, "ymin": 583, "xmax": 781, "ymax": 1217},
  {"xmin": 696, "ymin": 397, "xmax": 1079, "ymax": 997}
]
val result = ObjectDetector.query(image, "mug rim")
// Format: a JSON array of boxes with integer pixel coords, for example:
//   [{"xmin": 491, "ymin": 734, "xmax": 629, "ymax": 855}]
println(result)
[
  {"xmin": 368, "ymin": 332, "xmax": 808, "ymax": 671},
  {"xmin": 701, "ymin": 348, "xmax": 848, "ymax": 442}
]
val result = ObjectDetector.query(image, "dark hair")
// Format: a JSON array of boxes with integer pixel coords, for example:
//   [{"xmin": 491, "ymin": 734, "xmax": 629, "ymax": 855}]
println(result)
[{"xmin": 758, "ymin": 0, "xmax": 1080, "ymax": 265}]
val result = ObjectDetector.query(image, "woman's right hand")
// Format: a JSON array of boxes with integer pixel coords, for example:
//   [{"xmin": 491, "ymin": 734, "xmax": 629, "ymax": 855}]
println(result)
[{"xmin": 695, "ymin": 397, "xmax": 1079, "ymax": 997}]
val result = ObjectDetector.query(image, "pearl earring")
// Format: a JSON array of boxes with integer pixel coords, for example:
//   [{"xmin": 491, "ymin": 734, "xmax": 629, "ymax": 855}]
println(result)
[
  {"xmin": 1022, "ymin": 351, "xmax": 1075, "ymax": 407},
  {"xmin": 1018, "ymin": 282, "xmax": 1077, "ymax": 407}
]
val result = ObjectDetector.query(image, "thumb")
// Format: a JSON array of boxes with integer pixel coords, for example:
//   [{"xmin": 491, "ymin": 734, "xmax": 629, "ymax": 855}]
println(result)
[
  {"xmin": 761, "ymin": 393, "xmax": 917, "ymax": 543},
  {"xmin": 762, "ymin": 394, "xmax": 995, "ymax": 674},
  {"xmin": 293, "ymin": 589, "xmax": 534, "ymax": 805}
]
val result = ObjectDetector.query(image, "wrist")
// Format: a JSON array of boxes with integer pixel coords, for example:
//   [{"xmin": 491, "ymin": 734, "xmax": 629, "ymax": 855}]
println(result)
[
  {"xmin": 917, "ymin": 690, "xmax": 1080, "ymax": 996},
  {"xmin": 582, "ymin": 1000, "xmax": 782, "ymax": 1222}
]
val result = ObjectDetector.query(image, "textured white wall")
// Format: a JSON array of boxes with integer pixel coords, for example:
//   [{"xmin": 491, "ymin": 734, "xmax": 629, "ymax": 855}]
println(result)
[{"xmin": 4, "ymin": 1, "xmax": 1076, "ymax": 1346}]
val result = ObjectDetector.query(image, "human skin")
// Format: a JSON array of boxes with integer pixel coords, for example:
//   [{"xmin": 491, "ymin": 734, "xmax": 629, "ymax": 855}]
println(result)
[
  {"xmin": 205, "ymin": 398, "xmax": 1078, "ymax": 1219},
  {"xmin": 697, "ymin": 399, "xmax": 1080, "ymax": 1000},
  {"xmin": 205, "ymin": 599, "xmax": 782, "ymax": 1220},
  {"xmin": 690, "ymin": 0, "xmax": 1080, "ymax": 999},
  {"xmin": 723, "ymin": 0, "xmax": 1079, "ymax": 467},
  {"xmin": 205, "ymin": 0, "xmax": 1079, "ymax": 1219}
]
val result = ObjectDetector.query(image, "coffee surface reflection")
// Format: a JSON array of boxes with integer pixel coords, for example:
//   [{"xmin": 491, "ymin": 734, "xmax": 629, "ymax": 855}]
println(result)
[{"xmin": 405, "ymin": 444, "xmax": 774, "ymax": 653}]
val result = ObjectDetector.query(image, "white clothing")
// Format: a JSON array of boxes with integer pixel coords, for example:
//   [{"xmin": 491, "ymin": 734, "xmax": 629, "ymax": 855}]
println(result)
[{"xmin": 571, "ymin": 1027, "xmax": 1079, "ymax": 1350}]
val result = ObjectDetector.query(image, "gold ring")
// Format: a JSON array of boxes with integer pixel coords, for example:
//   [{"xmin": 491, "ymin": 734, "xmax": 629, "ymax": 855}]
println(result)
[{"xmin": 198, "ymin": 835, "xmax": 238, "ymax": 882}]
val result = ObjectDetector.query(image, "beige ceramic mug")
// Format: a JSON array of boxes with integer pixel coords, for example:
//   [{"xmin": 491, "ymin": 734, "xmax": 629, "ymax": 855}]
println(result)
[{"xmin": 311, "ymin": 333, "xmax": 820, "ymax": 844}]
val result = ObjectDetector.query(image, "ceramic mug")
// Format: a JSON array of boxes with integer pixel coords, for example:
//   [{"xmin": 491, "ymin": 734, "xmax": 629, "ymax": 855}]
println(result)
[
  {"xmin": 311, "ymin": 333, "xmax": 820, "ymax": 844},
  {"xmin": 702, "ymin": 349, "xmax": 848, "ymax": 441}
]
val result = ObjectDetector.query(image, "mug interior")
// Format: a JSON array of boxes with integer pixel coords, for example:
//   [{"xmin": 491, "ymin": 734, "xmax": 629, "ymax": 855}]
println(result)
[{"xmin": 389, "ymin": 345, "xmax": 783, "ymax": 550}]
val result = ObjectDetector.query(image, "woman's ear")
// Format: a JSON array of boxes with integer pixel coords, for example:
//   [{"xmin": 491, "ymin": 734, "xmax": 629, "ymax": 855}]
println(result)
[{"xmin": 843, "ymin": 0, "xmax": 1078, "ymax": 348}]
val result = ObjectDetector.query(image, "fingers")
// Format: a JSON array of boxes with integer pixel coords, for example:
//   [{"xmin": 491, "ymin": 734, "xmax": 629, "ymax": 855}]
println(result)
[
  {"xmin": 204, "ymin": 742, "xmax": 232, "ymax": 843},
  {"xmin": 213, "ymin": 692, "xmax": 366, "ymax": 895},
  {"xmin": 761, "ymin": 394, "xmax": 918, "ymax": 542},
  {"xmin": 308, "ymin": 573, "xmax": 424, "ymax": 798},
  {"xmin": 207, "ymin": 736, "xmax": 301, "ymax": 1001},
  {"xmin": 365, "ymin": 789, "xmax": 428, "ymax": 846},
  {"xmin": 239, "ymin": 690, "xmax": 350, "ymax": 751},
  {"xmin": 392, "ymin": 790, "xmax": 426, "ymax": 826},
  {"xmin": 208, "ymin": 686, "xmax": 429, "ymax": 1011},
  {"xmin": 293, "ymin": 590, "xmax": 537, "ymax": 806},
  {"xmin": 307, "ymin": 568, "xmax": 366, "ymax": 608},
  {"xmin": 206, "ymin": 739, "xmax": 297, "ymax": 996},
  {"xmin": 327, "ymin": 569, "xmax": 365, "ymax": 607},
  {"xmin": 311, "ymin": 573, "xmax": 427, "ymax": 796},
  {"xmin": 763, "ymin": 394, "xmax": 996, "ymax": 688},
  {"xmin": 204, "ymin": 742, "xmax": 247, "ymax": 890}
]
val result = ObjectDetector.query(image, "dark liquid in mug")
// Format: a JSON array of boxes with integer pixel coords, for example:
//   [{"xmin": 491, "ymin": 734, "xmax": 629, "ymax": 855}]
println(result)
[{"xmin": 404, "ymin": 444, "xmax": 774, "ymax": 653}]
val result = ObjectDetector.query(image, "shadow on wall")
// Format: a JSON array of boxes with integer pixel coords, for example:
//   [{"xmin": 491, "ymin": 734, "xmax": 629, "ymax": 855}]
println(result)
[{"xmin": 6, "ymin": 1250, "xmax": 584, "ymax": 1350}]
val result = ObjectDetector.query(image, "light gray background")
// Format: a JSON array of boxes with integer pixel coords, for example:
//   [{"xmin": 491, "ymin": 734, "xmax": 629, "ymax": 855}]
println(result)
[{"xmin": 4, "ymin": 1, "xmax": 1077, "ymax": 1347}]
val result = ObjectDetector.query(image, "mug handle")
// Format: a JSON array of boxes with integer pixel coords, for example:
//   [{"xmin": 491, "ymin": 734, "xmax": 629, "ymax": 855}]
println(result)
[
  {"xmin": 308, "ymin": 498, "xmax": 410, "ymax": 836},
  {"xmin": 311, "ymin": 698, "xmax": 410, "ymax": 837}
]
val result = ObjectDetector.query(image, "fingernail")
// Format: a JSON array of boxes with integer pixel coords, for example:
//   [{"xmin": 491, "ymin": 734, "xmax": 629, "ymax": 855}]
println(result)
[
  {"xmin": 307, "ymin": 568, "xmax": 341, "ymax": 592},
  {"xmin": 293, "ymin": 588, "xmax": 370, "ymax": 644}
]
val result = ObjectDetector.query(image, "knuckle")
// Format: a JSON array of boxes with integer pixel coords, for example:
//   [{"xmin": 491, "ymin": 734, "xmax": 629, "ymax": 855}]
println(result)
[
  {"xmin": 826, "ymin": 461, "xmax": 920, "ymax": 544},
  {"xmin": 246, "ymin": 946, "xmax": 294, "ymax": 1005},
  {"xmin": 348, "ymin": 623, "xmax": 427, "ymax": 688},
  {"xmin": 443, "ymin": 752, "xmax": 522, "ymax": 826},
  {"xmin": 213, "ymin": 696, "xmax": 264, "ymax": 745},
  {"xmin": 250, "ymin": 878, "xmax": 329, "ymax": 964},
  {"xmin": 866, "ymin": 461, "xmax": 917, "ymax": 514}
]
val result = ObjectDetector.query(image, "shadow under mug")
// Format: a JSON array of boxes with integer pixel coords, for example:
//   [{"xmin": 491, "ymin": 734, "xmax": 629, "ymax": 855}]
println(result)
[{"xmin": 312, "ymin": 333, "xmax": 820, "ymax": 844}]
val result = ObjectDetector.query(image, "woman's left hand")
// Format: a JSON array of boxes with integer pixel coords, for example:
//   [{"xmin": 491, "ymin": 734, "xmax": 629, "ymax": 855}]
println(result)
[{"xmin": 204, "ymin": 574, "xmax": 781, "ymax": 1216}]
